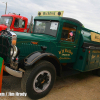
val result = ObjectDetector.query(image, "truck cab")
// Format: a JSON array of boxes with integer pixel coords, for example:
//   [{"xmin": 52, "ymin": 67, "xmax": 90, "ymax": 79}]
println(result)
[
  {"xmin": 0, "ymin": 13, "xmax": 28, "ymax": 32},
  {"xmin": 33, "ymin": 15, "xmax": 83, "ymax": 65},
  {"xmin": 0, "ymin": 11, "xmax": 100, "ymax": 99}
]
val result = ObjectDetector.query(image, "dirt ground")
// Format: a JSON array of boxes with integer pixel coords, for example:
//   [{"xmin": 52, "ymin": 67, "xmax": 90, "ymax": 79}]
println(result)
[{"xmin": 1, "ymin": 71, "xmax": 100, "ymax": 100}]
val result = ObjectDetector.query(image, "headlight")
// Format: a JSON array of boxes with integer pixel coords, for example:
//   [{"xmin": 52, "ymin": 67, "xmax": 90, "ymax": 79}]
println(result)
[
  {"xmin": 10, "ymin": 31, "xmax": 17, "ymax": 57},
  {"xmin": 10, "ymin": 45, "xmax": 18, "ymax": 57},
  {"xmin": 12, "ymin": 35, "xmax": 17, "ymax": 45},
  {"xmin": 9, "ymin": 31, "xmax": 17, "ymax": 45}
]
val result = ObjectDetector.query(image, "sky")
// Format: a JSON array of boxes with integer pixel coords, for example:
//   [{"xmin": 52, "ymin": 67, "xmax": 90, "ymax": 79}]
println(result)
[{"xmin": 0, "ymin": 0, "xmax": 100, "ymax": 32}]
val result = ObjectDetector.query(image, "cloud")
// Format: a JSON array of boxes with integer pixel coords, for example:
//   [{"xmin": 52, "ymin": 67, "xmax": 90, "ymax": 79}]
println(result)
[{"xmin": 0, "ymin": 0, "xmax": 100, "ymax": 32}]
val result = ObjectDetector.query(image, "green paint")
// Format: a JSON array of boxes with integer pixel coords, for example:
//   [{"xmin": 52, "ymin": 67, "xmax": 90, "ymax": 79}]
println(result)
[
  {"xmin": 0, "ymin": 57, "xmax": 3, "ymax": 74},
  {"xmin": 0, "ymin": 16, "xmax": 100, "ymax": 73}
]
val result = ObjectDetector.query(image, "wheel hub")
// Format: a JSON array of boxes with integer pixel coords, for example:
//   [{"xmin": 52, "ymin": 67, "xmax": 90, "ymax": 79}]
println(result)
[{"xmin": 33, "ymin": 70, "xmax": 51, "ymax": 93}]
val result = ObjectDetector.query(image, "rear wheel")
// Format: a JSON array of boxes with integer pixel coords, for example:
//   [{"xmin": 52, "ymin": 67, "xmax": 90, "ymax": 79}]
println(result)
[
  {"xmin": 92, "ymin": 68, "xmax": 100, "ymax": 76},
  {"xmin": 21, "ymin": 61, "xmax": 56, "ymax": 99},
  {"xmin": 96, "ymin": 69, "xmax": 100, "ymax": 76}
]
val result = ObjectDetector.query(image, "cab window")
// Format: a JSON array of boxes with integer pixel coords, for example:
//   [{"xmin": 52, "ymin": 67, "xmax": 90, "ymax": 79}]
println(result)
[
  {"xmin": 61, "ymin": 22, "xmax": 76, "ymax": 42},
  {"xmin": 14, "ymin": 19, "xmax": 19, "ymax": 27},
  {"xmin": 14, "ymin": 18, "xmax": 25, "ymax": 28}
]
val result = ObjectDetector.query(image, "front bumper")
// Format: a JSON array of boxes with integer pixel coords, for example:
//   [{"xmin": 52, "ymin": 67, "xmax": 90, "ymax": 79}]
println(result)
[{"xmin": 5, "ymin": 66, "xmax": 23, "ymax": 78}]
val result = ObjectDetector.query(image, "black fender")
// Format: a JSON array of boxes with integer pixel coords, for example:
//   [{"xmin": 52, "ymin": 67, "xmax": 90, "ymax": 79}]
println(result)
[
  {"xmin": 24, "ymin": 51, "xmax": 61, "ymax": 76},
  {"xmin": 24, "ymin": 51, "xmax": 59, "ymax": 67}
]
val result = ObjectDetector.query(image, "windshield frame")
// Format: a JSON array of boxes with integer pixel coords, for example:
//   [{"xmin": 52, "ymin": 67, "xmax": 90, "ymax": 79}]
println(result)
[
  {"xmin": 33, "ymin": 20, "xmax": 59, "ymax": 37},
  {"xmin": 0, "ymin": 16, "xmax": 13, "ymax": 27}
]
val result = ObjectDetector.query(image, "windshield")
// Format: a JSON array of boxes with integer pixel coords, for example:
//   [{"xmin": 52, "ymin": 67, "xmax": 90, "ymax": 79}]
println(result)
[
  {"xmin": 0, "ymin": 17, "xmax": 13, "ymax": 27},
  {"xmin": 34, "ymin": 20, "xmax": 59, "ymax": 37}
]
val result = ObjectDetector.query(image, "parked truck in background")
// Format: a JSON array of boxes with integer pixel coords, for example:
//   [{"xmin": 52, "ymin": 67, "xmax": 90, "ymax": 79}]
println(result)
[
  {"xmin": 0, "ymin": 11, "xmax": 100, "ymax": 99},
  {"xmin": 0, "ymin": 13, "xmax": 33, "ymax": 33}
]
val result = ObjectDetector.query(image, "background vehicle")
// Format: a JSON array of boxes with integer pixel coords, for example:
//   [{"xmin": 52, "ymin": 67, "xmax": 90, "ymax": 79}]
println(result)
[
  {"xmin": 0, "ymin": 11, "xmax": 100, "ymax": 99},
  {"xmin": 0, "ymin": 13, "xmax": 33, "ymax": 33}
]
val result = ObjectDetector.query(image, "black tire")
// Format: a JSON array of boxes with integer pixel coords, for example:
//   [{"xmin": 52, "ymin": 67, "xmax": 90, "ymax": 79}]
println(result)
[
  {"xmin": 96, "ymin": 69, "xmax": 100, "ymax": 76},
  {"xmin": 21, "ymin": 60, "xmax": 56, "ymax": 99},
  {"xmin": 92, "ymin": 69, "xmax": 100, "ymax": 76},
  {"xmin": 92, "ymin": 70, "xmax": 97, "ymax": 75}
]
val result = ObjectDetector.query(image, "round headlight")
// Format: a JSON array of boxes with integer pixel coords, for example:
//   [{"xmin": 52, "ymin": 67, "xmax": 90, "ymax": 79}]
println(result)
[{"xmin": 10, "ymin": 46, "xmax": 18, "ymax": 57}]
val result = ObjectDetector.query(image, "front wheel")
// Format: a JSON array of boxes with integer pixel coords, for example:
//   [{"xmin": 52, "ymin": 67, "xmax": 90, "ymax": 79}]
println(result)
[{"xmin": 21, "ymin": 61, "xmax": 56, "ymax": 99}]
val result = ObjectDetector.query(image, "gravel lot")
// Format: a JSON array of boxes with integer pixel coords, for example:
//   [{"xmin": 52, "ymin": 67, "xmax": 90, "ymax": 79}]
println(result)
[{"xmin": 1, "ymin": 71, "xmax": 100, "ymax": 100}]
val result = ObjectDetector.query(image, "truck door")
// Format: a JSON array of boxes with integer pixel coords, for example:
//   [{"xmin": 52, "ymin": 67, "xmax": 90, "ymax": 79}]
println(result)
[
  {"xmin": 13, "ymin": 18, "xmax": 26, "ymax": 32},
  {"xmin": 58, "ymin": 22, "xmax": 79, "ymax": 63}
]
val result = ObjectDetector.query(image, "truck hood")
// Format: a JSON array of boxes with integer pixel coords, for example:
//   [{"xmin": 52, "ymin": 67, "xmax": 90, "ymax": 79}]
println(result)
[
  {"xmin": 0, "ymin": 24, "xmax": 7, "ymax": 31},
  {"xmin": 14, "ymin": 32, "xmax": 57, "ymax": 42}
]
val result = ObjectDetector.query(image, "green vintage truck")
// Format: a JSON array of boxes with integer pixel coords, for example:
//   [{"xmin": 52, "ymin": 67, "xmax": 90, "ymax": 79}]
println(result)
[{"xmin": 0, "ymin": 11, "xmax": 100, "ymax": 99}]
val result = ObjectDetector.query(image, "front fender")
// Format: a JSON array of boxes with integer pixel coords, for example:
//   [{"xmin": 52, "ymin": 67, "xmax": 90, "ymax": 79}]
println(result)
[{"xmin": 24, "ymin": 51, "xmax": 59, "ymax": 69}]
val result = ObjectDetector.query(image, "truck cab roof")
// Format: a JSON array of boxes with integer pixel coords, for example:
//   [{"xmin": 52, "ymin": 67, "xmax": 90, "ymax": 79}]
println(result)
[
  {"xmin": 34, "ymin": 16, "xmax": 83, "ymax": 26},
  {"xmin": 1, "ymin": 14, "xmax": 28, "ymax": 20}
]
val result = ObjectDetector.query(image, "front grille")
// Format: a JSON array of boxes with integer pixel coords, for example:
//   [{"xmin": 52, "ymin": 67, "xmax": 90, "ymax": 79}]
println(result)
[{"xmin": 0, "ymin": 36, "xmax": 11, "ymax": 63}]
